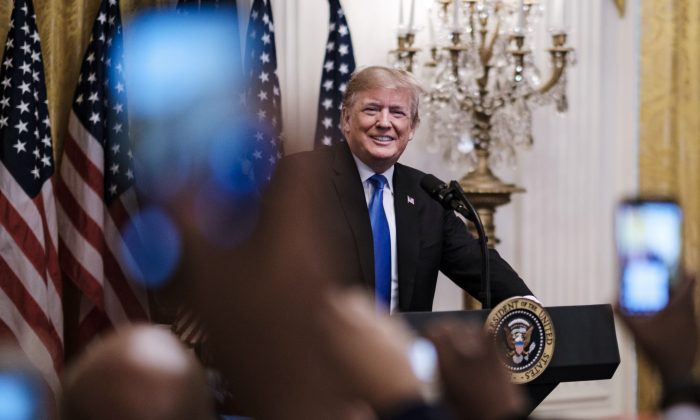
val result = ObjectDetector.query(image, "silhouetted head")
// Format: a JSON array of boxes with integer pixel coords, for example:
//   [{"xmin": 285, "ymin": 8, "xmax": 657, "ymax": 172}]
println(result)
[{"xmin": 61, "ymin": 324, "xmax": 215, "ymax": 420}]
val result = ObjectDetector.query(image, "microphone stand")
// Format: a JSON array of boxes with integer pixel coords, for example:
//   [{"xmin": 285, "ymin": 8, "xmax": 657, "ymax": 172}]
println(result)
[{"xmin": 446, "ymin": 181, "xmax": 492, "ymax": 310}]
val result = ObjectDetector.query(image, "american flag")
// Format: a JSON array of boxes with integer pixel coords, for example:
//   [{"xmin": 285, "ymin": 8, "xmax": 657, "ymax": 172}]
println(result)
[
  {"xmin": 0, "ymin": 0, "xmax": 62, "ymax": 398},
  {"xmin": 243, "ymin": 0, "xmax": 283, "ymax": 184},
  {"xmin": 314, "ymin": 0, "xmax": 355, "ymax": 148},
  {"xmin": 56, "ymin": 0, "xmax": 148, "ymax": 349}
]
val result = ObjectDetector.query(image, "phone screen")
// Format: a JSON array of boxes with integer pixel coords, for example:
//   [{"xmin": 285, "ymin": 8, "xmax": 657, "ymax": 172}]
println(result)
[{"xmin": 615, "ymin": 199, "xmax": 682, "ymax": 315}]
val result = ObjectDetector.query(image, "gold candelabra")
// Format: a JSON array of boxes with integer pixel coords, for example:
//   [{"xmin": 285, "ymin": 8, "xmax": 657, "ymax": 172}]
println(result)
[{"xmin": 391, "ymin": 0, "xmax": 573, "ymax": 246}]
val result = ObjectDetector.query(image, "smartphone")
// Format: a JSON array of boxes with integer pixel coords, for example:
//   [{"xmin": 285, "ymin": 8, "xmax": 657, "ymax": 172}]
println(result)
[{"xmin": 615, "ymin": 198, "xmax": 682, "ymax": 315}]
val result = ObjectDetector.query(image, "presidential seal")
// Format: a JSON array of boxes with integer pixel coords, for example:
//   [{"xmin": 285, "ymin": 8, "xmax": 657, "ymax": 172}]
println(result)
[{"xmin": 485, "ymin": 297, "xmax": 555, "ymax": 384}]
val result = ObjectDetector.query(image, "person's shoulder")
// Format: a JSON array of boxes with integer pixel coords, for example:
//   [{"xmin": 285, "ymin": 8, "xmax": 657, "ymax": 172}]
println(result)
[
  {"xmin": 393, "ymin": 163, "xmax": 447, "ymax": 211},
  {"xmin": 394, "ymin": 162, "xmax": 429, "ymax": 185}
]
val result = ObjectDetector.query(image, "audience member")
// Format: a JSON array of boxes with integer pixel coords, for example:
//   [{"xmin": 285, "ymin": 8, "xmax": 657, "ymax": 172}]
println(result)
[
  {"xmin": 616, "ymin": 275, "xmax": 700, "ymax": 418},
  {"xmin": 60, "ymin": 324, "xmax": 216, "ymax": 420}
]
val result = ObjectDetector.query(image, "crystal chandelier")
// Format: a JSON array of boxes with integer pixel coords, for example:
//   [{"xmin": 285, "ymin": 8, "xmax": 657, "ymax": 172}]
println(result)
[{"xmin": 390, "ymin": 0, "xmax": 574, "ymax": 245}]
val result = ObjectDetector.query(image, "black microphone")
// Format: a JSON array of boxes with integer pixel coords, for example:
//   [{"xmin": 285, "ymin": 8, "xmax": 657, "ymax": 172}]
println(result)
[
  {"xmin": 420, "ymin": 174, "xmax": 492, "ymax": 309},
  {"xmin": 419, "ymin": 174, "xmax": 465, "ymax": 213}
]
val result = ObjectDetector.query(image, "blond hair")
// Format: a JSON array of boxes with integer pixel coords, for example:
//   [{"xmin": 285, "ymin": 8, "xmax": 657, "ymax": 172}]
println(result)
[{"xmin": 342, "ymin": 66, "xmax": 424, "ymax": 125}]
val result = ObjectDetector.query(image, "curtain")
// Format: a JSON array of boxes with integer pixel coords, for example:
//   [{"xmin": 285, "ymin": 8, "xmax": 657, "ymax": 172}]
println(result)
[
  {"xmin": 0, "ymin": 0, "xmax": 175, "ymax": 161},
  {"xmin": 638, "ymin": 0, "xmax": 700, "ymax": 412}
]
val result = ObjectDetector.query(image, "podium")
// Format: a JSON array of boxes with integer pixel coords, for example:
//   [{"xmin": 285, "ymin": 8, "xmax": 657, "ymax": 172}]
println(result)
[{"xmin": 401, "ymin": 304, "xmax": 620, "ymax": 413}]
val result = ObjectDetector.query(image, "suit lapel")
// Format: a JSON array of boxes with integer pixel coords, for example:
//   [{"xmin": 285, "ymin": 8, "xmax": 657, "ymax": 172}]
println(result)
[
  {"xmin": 331, "ymin": 143, "xmax": 375, "ymax": 288},
  {"xmin": 393, "ymin": 164, "xmax": 421, "ymax": 310}
]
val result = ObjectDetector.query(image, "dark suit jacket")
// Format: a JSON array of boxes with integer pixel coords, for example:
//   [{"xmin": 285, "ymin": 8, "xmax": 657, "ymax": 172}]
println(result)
[{"xmin": 265, "ymin": 142, "xmax": 532, "ymax": 312}]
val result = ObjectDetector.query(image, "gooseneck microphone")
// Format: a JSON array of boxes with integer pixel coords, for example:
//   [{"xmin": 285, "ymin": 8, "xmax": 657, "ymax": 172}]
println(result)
[{"xmin": 420, "ymin": 174, "xmax": 492, "ymax": 309}]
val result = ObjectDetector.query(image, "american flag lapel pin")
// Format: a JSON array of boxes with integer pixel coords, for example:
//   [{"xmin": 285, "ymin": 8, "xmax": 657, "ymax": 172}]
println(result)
[{"xmin": 407, "ymin": 195, "xmax": 415, "ymax": 205}]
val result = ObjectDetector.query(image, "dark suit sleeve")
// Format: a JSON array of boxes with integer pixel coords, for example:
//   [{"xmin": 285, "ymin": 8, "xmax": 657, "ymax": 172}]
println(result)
[{"xmin": 439, "ymin": 209, "xmax": 533, "ymax": 306}]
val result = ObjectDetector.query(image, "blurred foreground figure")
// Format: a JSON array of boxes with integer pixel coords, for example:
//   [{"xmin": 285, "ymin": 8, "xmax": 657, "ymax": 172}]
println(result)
[
  {"xmin": 119, "ymin": 12, "xmax": 525, "ymax": 418},
  {"xmin": 60, "ymin": 325, "xmax": 215, "ymax": 420},
  {"xmin": 318, "ymin": 291, "xmax": 526, "ymax": 420},
  {"xmin": 617, "ymin": 275, "xmax": 700, "ymax": 418}
]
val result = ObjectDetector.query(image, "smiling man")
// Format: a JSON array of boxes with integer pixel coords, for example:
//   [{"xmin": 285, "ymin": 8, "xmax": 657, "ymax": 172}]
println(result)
[{"xmin": 265, "ymin": 66, "xmax": 532, "ymax": 313}]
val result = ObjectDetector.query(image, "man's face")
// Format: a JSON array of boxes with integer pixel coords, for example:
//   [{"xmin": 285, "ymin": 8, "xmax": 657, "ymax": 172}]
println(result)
[{"xmin": 342, "ymin": 87, "xmax": 416, "ymax": 173}]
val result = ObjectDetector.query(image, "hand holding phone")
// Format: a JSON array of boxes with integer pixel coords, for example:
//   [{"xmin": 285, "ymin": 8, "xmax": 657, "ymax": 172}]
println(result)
[{"xmin": 616, "ymin": 198, "xmax": 683, "ymax": 315}]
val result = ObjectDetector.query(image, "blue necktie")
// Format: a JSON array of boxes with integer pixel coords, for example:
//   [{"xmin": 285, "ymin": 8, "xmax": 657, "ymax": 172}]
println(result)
[{"xmin": 368, "ymin": 174, "xmax": 391, "ymax": 310}]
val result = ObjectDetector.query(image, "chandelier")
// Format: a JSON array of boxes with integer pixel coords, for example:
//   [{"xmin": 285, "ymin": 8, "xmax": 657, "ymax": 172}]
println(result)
[{"xmin": 390, "ymin": 0, "xmax": 574, "ymax": 245}]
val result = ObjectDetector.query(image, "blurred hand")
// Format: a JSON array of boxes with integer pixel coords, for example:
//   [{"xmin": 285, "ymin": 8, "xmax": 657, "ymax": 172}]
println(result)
[
  {"xmin": 425, "ymin": 320, "xmax": 526, "ymax": 420},
  {"xmin": 615, "ymin": 275, "xmax": 697, "ymax": 384},
  {"xmin": 316, "ymin": 288, "xmax": 424, "ymax": 415}
]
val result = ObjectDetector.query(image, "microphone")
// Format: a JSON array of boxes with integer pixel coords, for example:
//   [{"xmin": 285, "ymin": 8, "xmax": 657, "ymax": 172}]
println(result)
[
  {"xmin": 420, "ymin": 174, "xmax": 463, "ymax": 212},
  {"xmin": 420, "ymin": 174, "xmax": 492, "ymax": 309},
  {"xmin": 420, "ymin": 174, "xmax": 476, "ymax": 224}
]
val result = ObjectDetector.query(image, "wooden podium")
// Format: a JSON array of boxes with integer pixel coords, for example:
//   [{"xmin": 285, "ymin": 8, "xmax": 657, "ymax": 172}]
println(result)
[{"xmin": 401, "ymin": 304, "xmax": 621, "ymax": 413}]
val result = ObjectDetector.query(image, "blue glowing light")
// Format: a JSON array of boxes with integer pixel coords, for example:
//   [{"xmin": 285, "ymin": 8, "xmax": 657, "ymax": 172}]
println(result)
[
  {"xmin": 119, "ymin": 9, "xmax": 242, "ymax": 118},
  {"xmin": 0, "ymin": 374, "xmax": 37, "ymax": 420}
]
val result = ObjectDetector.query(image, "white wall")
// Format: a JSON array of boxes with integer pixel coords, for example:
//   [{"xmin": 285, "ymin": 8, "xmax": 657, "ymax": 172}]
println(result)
[{"xmin": 237, "ymin": 0, "xmax": 641, "ymax": 416}]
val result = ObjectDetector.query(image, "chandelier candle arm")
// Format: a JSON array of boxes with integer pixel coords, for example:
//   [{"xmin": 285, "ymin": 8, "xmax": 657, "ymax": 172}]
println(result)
[
  {"xmin": 446, "ymin": 31, "xmax": 467, "ymax": 79},
  {"xmin": 392, "ymin": 32, "xmax": 421, "ymax": 73},
  {"xmin": 535, "ymin": 32, "xmax": 572, "ymax": 95},
  {"xmin": 437, "ymin": 0, "xmax": 451, "ymax": 25},
  {"xmin": 388, "ymin": 0, "xmax": 575, "ymax": 245}
]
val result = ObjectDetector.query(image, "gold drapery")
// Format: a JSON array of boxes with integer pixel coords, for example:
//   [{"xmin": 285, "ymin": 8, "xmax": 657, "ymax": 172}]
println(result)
[
  {"xmin": 639, "ymin": 0, "xmax": 700, "ymax": 413},
  {"xmin": 0, "ymin": 0, "xmax": 175, "ymax": 161}
]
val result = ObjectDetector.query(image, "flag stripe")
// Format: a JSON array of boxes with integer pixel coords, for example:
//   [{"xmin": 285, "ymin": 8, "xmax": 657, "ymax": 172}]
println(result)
[
  {"xmin": 0, "ymin": 163, "xmax": 50, "ymax": 253},
  {"xmin": 57, "ymin": 184, "xmax": 147, "ymax": 321},
  {"xmin": 0, "ymin": 295, "xmax": 60, "ymax": 393},
  {"xmin": 55, "ymin": 176, "xmax": 108, "ymax": 265},
  {"xmin": 0, "ymin": 191, "xmax": 50, "ymax": 286},
  {"xmin": 102, "ymin": 279, "xmax": 131, "ymax": 324},
  {"xmin": 171, "ymin": 309, "xmax": 206, "ymax": 346},
  {"xmin": 107, "ymin": 193, "xmax": 131, "ymax": 233},
  {"xmin": 102, "ymin": 248, "xmax": 147, "ymax": 319},
  {"xmin": 36, "ymin": 186, "xmax": 63, "ymax": 342},
  {"xmin": 68, "ymin": 112, "xmax": 105, "ymax": 174},
  {"xmin": 76, "ymin": 305, "xmax": 112, "ymax": 349},
  {"xmin": 58, "ymin": 235, "xmax": 105, "ymax": 309},
  {"xmin": 60, "ymin": 137, "xmax": 105, "ymax": 226},
  {"xmin": 0, "ymin": 173, "xmax": 62, "ymax": 339},
  {"xmin": 59, "ymin": 150, "xmax": 134, "ymax": 279},
  {"xmin": 58, "ymin": 134, "xmax": 148, "ymax": 321},
  {"xmin": 39, "ymin": 183, "xmax": 62, "ymax": 314},
  {"xmin": 57, "ymin": 180, "xmax": 147, "ymax": 321},
  {"xmin": 0, "ymin": 256, "xmax": 62, "ymax": 370},
  {"xmin": 63, "ymin": 127, "xmax": 104, "ymax": 196}
]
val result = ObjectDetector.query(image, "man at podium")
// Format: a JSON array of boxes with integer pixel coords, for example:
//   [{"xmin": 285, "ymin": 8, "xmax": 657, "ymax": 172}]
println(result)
[{"xmin": 268, "ymin": 66, "xmax": 534, "ymax": 312}]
